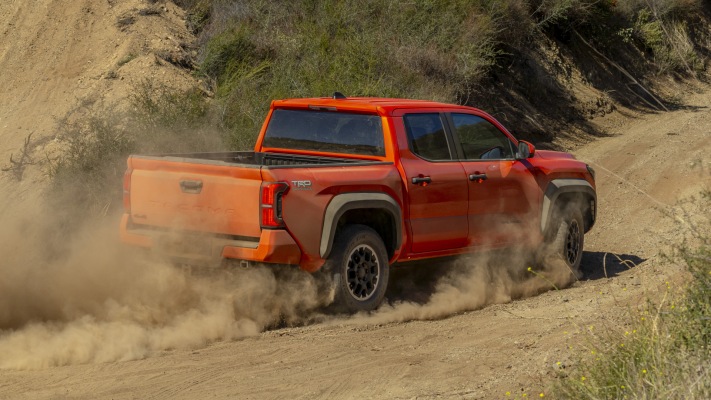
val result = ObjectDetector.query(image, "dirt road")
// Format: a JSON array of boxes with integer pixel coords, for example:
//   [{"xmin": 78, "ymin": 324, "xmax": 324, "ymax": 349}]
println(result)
[{"xmin": 0, "ymin": 84, "xmax": 708, "ymax": 399}]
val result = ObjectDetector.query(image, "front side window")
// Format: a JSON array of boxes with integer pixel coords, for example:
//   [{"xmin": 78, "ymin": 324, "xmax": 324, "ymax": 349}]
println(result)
[
  {"xmin": 451, "ymin": 114, "xmax": 515, "ymax": 160},
  {"xmin": 264, "ymin": 109, "xmax": 385, "ymax": 156},
  {"xmin": 404, "ymin": 113, "xmax": 452, "ymax": 161}
]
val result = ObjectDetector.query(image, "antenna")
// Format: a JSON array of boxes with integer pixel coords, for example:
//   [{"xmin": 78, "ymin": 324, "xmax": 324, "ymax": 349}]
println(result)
[{"xmin": 332, "ymin": 92, "xmax": 347, "ymax": 99}]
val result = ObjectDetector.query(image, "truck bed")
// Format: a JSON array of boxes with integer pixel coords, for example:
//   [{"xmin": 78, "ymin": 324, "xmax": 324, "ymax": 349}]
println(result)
[
  {"xmin": 123, "ymin": 151, "xmax": 395, "ymax": 255},
  {"xmin": 134, "ymin": 151, "xmax": 381, "ymax": 168}
]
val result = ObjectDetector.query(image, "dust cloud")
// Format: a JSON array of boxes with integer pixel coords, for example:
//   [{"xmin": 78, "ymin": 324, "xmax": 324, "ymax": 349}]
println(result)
[
  {"xmin": 0, "ymin": 197, "xmax": 576, "ymax": 370},
  {"xmin": 0, "ymin": 202, "xmax": 327, "ymax": 370},
  {"xmin": 352, "ymin": 249, "xmax": 578, "ymax": 326}
]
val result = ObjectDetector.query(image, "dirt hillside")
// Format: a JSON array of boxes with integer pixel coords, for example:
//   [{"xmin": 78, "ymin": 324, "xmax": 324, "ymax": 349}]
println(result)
[
  {"xmin": 0, "ymin": 0, "xmax": 197, "ymax": 209},
  {"xmin": 0, "ymin": 1, "xmax": 710, "ymax": 399}
]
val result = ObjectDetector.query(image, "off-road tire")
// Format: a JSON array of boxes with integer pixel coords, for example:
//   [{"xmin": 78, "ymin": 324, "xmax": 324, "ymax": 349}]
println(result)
[
  {"xmin": 325, "ymin": 224, "xmax": 389, "ymax": 313},
  {"xmin": 540, "ymin": 205, "xmax": 585, "ymax": 281}
]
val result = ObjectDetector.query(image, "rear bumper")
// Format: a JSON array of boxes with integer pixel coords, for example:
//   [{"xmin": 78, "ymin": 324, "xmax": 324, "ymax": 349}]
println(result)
[{"xmin": 119, "ymin": 213, "xmax": 302, "ymax": 265}]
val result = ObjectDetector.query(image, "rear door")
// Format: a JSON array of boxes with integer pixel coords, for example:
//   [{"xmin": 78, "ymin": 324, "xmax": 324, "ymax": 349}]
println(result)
[
  {"xmin": 396, "ymin": 112, "xmax": 469, "ymax": 253},
  {"xmin": 447, "ymin": 112, "xmax": 540, "ymax": 247}
]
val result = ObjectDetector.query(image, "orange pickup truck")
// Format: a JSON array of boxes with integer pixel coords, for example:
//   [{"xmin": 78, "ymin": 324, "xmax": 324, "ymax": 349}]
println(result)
[{"xmin": 120, "ymin": 94, "xmax": 596, "ymax": 312}]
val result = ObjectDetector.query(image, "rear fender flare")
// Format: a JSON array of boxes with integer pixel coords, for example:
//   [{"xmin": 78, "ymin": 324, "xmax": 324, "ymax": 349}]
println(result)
[
  {"xmin": 320, "ymin": 193, "xmax": 402, "ymax": 259},
  {"xmin": 541, "ymin": 179, "xmax": 596, "ymax": 234}
]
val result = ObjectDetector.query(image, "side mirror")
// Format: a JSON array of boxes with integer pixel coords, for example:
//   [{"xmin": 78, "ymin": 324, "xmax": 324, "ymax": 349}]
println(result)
[{"xmin": 517, "ymin": 141, "xmax": 535, "ymax": 159}]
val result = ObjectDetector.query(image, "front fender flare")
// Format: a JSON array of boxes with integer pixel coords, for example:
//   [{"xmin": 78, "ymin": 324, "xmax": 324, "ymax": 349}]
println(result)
[{"xmin": 541, "ymin": 179, "xmax": 596, "ymax": 233}]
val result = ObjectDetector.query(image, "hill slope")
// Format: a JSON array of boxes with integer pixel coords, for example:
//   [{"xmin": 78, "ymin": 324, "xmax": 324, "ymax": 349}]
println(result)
[{"xmin": 0, "ymin": 0, "xmax": 198, "ymax": 209}]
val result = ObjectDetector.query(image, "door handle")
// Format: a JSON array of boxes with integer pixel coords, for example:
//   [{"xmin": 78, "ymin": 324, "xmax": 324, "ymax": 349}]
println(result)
[
  {"xmin": 469, "ymin": 173, "xmax": 488, "ymax": 182},
  {"xmin": 411, "ymin": 176, "xmax": 432, "ymax": 185},
  {"xmin": 180, "ymin": 179, "xmax": 203, "ymax": 194}
]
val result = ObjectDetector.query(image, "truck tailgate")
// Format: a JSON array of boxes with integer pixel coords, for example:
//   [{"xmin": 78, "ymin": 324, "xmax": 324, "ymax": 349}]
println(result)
[{"xmin": 127, "ymin": 156, "xmax": 262, "ymax": 238}]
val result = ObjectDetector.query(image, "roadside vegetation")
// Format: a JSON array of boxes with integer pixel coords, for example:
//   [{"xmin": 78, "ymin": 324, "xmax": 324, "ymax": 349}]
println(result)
[
  {"xmin": 553, "ymin": 191, "xmax": 711, "ymax": 398},
  {"xmin": 181, "ymin": 0, "xmax": 708, "ymax": 146}
]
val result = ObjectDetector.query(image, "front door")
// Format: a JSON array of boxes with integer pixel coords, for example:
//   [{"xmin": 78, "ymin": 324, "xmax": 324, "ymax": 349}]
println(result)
[{"xmin": 448, "ymin": 112, "xmax": 539, "ymax": 248}]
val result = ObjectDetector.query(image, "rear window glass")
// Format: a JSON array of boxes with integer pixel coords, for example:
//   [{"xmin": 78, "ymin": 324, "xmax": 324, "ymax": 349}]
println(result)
[{"xmin": 263, "ymin": 109, "xmax": 385, "ymax": 156}]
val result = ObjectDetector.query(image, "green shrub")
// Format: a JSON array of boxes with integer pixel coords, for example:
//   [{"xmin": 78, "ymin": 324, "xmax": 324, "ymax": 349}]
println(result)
[
  {"xmin": 190, "ymin": 0, "xmax": 708, "ymax": 149},
  {"xmin": 555, "ymin": 297, "xmax": 711, "ymax": 398},
  {"xmin": 617, "ymin": 0, "xmax": 701, "ymax": 20},
  {"xmin": 607, "ymin": 0, "xmax": 703, "ymax": 74},
  {"xmin": 130, "ymin": 80, "xmax": 207, "ymax": 128},
  {"xmin": 180, "ymin": 0, "xmax": 211, "ymax": 34},
  {"xmin": 677, "ymin": 191, "xmax": 711, "ymax": 350},
  {"xmin": 194, "ymin": 0, "xmax": 507, "ymax": 149},
  {"xmin": 201, "ymin": 26, "xmax": 265, "ymax": 81},
  {"xmin": 530, "ymin": 0, "xmax": 600, "ymax": 29},
  {"xmin": 48, "ymin": 113, "xmax": 136, "ymax": 217},
  {"xmin": 634, "ymin": 9, "xmax": 700, "ymax": 73}
]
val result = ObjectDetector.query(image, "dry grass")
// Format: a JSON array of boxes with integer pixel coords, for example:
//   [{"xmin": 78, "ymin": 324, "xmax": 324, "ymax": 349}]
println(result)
[{"xmin": 554, "ymin": 191, "xmax": 711, "ymax": 399}]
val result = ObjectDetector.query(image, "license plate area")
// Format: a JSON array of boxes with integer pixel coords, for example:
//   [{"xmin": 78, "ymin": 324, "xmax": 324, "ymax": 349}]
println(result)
[{"xmin": 158, "ymin": 235, "xmax": 213, "ymax": 257}]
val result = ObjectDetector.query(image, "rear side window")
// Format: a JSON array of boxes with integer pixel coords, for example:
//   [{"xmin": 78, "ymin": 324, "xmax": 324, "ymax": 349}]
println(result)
[
  {"xmin": 404, "ymin": 113, "xmax": 452, "ymax": 161},
  {"xmin": 263, "ymin": 109, "xmax": 385, "ymax": 156},
  {"xmin": 451, "ymin": 113, "xmax": 515, "ymax": 160}
]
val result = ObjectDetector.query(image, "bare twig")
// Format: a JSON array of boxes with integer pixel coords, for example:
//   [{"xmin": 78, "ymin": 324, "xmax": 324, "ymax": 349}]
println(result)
[
  {"xmin": 531, "ymin": 0, "xmax": 602, "ymax": 29},
  {"xmin": 652, "ymin": 290, "xmax": 669, "ymax": 340},
  {"xmin": 612, "ymin": 253, "xmax": 638, "ymax": 269},
  {"xmin": 602, "ymin": 252, "xmax": 638, "ymax": 279},
  {"xmin": 572, "ymin": 29, "xmax": 669, "ymax": 112},
  {"xmin": 1, "ymin": 133, "xmax": 36, "ymax": 180}
]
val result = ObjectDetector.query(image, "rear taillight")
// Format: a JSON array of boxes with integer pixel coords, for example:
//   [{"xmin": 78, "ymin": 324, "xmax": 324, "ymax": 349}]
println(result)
[
  {"xmin": 260, "ymin": 182, "xmax": 289, "ymax": 229},
  {"xmin": 122, "ymin": 167, "xmax": 133, "ymax": 213}
]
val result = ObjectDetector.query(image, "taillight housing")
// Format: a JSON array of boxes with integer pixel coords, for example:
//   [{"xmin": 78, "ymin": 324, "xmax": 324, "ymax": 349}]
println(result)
[
  {"xmin": 260, "ymin": 182, "xmax": 289, "ymax": 229},
  {"xmin": 122, "ymin": 167, "xmax": 133, "ymax": 213}
]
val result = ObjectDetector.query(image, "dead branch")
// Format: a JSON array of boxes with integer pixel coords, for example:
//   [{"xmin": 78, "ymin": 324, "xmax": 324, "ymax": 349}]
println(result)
[{"xmin": 1, "ymin": 133, "xmax": 36, "ymax": 180}]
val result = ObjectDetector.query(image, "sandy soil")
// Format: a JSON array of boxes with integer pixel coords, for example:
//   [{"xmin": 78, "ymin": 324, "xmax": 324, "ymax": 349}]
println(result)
[
  {"xmin": 0, "ymin": 0, "xmax": 197, "ymax": 210},
  {"xmin": 0, "ymin": 2, "xmax": 710, "ymax": 400}
]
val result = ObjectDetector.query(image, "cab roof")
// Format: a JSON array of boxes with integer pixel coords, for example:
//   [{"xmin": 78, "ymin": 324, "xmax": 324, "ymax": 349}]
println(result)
[{"xmin": 271, "ymin": 96, "xmax": 479, "ymax": 116}]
